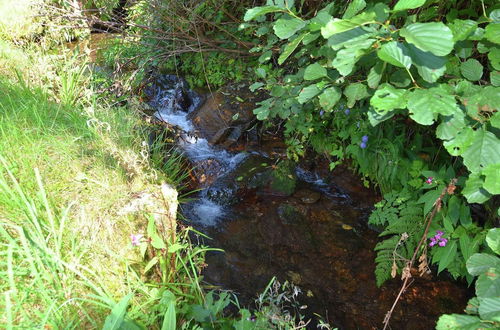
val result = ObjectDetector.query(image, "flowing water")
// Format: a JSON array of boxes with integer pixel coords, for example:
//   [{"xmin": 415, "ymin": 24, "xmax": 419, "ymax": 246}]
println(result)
[{"xmin": 145, "ymin": 75, "xmax": 470, "ymax": 329}]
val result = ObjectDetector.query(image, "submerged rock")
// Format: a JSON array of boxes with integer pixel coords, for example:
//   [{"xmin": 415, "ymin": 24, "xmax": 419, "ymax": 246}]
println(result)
[{"xmin": 188, "ymin": 83, "xmax": 266, "ymax": 147}]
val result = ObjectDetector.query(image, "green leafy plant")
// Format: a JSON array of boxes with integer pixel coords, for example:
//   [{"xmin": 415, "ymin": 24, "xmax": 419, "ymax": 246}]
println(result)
[{"xmin": 436, "ymin": 228, "xmax": 500, "ymax": 329}]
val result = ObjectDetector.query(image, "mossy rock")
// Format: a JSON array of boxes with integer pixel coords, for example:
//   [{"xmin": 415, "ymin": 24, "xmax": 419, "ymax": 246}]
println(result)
[{"xmin": 269, "ymin": 160, "xmax": 297, "ymax": 196}]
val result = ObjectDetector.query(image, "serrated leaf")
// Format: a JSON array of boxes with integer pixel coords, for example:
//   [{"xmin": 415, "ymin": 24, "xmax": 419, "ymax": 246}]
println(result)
[
  {"xmin": 478, "ymin": 297, "xmax": 500, "ymax": 321},
  {"xmin": 486, "ymin": 228, "xmax": 500, "ymax": 255},
  {"xmin": 367, "ymin": 62, "xmax": 384, "ymax": 89},
  {"xmin": 448, "ymin": 19, "xmax": 478, "ymax": 42},
  {"xmin": 400, "ymin": 22, "xmax": 454, "ymax": 56},
  {"xmin": 436, "ymin": 112, "xmax": 466, "ymax": 141},
  {"xmin": 443, "ymin": 126, "xmax": 474, "ymax": 156},
  {"xmin": 462, "ymin": 129, "xmax": 500, "ymax": 173},
  {"xmin": 482, "ymin": 164, "xmax": 500, "ymax": 195},
  {"xmin": 344, "ymin": 83, "xmax": 369, "ymax": 107},
  {"xmin": 298, "ymin": 84, "xmax": 320, "ymax": 104},
  {"xmin": 327, "ymin": 27, "xmax": 372, "ymax": 50},
  {"xmin": 393, "ymin": 0, "xmax": 426, "ymax": 12},
  {"xmin": 462, "ymin": 86, "xmax": 500, "ymax": 118},
  {"xmin": 467, "ymin": 253, "xmax": 500, "ymax": 276},
  {"xmin": 304, "ymin": 62, "xmax": 327, "ymax": 80},
  {"xmin": 407, "ymin": 88, "xmax": 459, "ymax": 125},
  {"xmin": 405, "ymin": 44, "xmax": 447, "ymax": 83},
  {"xmin": 390, "ymin": 70, "xmax": 411, "ymax": 87},
  {"xmin": 343, "ymin": 0, "xmax": 366, "ymax": 19},
  {"xmin": 244, "ymin": 6, "xmax": 284, "ymax": 21},
  {"xmin": 492, "ymin": 71, "xmax": 500, "ymax": 86},
  {"xmin": 476, "ymin": 272, "xmax": 500, "ymax": 298},
  {"xmin": 370, "ymin": 83, "xmax": 407, "ymax": 112},
  {"xmin": 274, "ymin": 17, "xmax": 306, "ymax": 39},
  {"xmin": 489, "ymin": 47, "xmax": 500, "ymax": 71},
  {"xmin": 278, "ymin": 32, "xmax": 306, "ymax": 65},
  {"xmin": 485, "ymin": 23, "xmax": 500, "ymax": 44},
  {"xmin": 331, "ymin": 38, "xmax": 375, "ymax": 75},
  {"xmin": 461, "ymin": 59, "xmax": 483, "ymax": 81},
  {"xmin": 462, "ymin": 174, "xmax": 491, "ymax": 204},
  {"xmin": 321, "ymin": 12, "xmax": 376, "ymax": 38},
  {"xmin": 318, "ymin": 87, "xmax": 341, "ymax": 110},
  {"xmin": 436, "ymin": 314, "xmax": 484, "ymax": 330},
  {"xmin": 377, "ymin": 41, "xmax": 412, "ymax": 69}
]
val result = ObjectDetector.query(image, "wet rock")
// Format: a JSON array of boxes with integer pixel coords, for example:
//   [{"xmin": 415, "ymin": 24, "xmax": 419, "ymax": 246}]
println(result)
[
  {"xmin": 188, "ymin": 83, "xmax": 266, "ymax": 147},
  {"xmin": 277, "ymin": 204, "xmax": 304, "ymax": 225},
  {"xmin": 294, "ymin": 189, "xmax": 321, "ymax": 204},
  {"xmin": 143, "ymin": 74, "xmax": 203, "ymax": 114}
]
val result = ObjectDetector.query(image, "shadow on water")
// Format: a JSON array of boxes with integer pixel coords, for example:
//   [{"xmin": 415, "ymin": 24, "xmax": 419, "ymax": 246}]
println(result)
[{"xmin": 145, "ymin": 75, "xmax": 471, "ymax": 330}]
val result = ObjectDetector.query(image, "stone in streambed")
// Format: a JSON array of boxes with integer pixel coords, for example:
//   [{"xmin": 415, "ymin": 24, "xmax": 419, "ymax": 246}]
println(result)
[{"xmin": 294, "ymin": 189, "xmax": 321, "ymax": 204}]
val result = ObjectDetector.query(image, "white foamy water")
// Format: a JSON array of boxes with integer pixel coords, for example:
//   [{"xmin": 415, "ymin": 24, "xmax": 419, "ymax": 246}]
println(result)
[{"xmin": 189, "ymin": 198, "xmax": 225, "ymax": 226}]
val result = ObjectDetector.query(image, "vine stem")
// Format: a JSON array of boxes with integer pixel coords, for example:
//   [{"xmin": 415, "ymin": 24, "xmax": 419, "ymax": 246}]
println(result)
[{"xmin": 382, "ymin": 178, "xmax": 458, "ymax": 330}]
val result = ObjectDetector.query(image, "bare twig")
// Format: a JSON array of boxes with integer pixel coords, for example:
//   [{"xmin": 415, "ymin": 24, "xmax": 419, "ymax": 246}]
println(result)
[{"xmin": 382, "ymin": 178, "xmax": 458, "ymax": 330}]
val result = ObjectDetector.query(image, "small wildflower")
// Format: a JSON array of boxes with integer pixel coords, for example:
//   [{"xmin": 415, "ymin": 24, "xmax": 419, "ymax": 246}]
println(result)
[
  {"xmin": 438, "ymin": 238, "xmax": 448, "ymax": 247},
  {"xmin": 426, "ymin": 177, "xmax": 434, "ymax": 184},
  {"xmin": 435, "ymin": 230, "xmax": 444, "ymax": 238},
  {"xmin": 344, "ymin": 109, "xmax": 350, "ymax": 115},
  {"xmin": 320, "ymin": 110, "xmax": 325, "ymax": 117},
  {"xmin": 429, "ymin": 237, "xmax": 437, "ymax": 247},
  {"xmin": 360, "ymin": 142, "xmax": 367, "ymax": 149},
  {"xmin": 361, "ymin": 135, "xmax": 369, "ymax": 143},
  {"xmin": 429, "ymin": 230, "xmax": 448, "ymax": 248},
  {"xmin": 130, "ymin": 233, "xmax": 143, "ymax": 246}
]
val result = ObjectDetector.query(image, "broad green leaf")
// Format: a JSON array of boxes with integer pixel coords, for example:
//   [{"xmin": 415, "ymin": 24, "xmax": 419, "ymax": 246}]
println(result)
[
  {"xmin": 302, "ymin": 32, "xmax": 320, "ymax": 44},
  {"xmin": 162, "ymin": 300, "xmax": 176, "ymax": 330},
  {"xmin": 144, "ymin": 256, "xmax": 159, "ymax": 273},
  {"xmin": 406, "ymin": 44, "xmax": 447, "ymax": 83},
  {"xmin": 456, "ymin": 40, "xmax": 474, "ymax": 59},
  {"xmin": 253, "ymin": 99, "xmax": 272, "ymax": 120},
  {"xmin": 492, "ymin": 71, "xmax": 500, "ymax": 86},
  {"xmin": 483, "ymin": 164, "xmax": 500, "ymax": 195},
  {"xmin": 367, "ymin": 107, "xmax": 395, "ymax": 126},
  {"xmin": 321, "ymin": 12, "xmax": 376, "ymax": 38},
  {"xmin": 443, "ymin": 126, "xmax": 474, "ymax": 156},
  {"xmin": 308, "ymin": 12, "xmax": 332, "ymax": 31},
  {"xmin": 390, "ymin": 70, "xmax": 411, "ymax": 87},
  {"xmin": 461, "ymin": 59, "xmax": 483, "ymax": 81},
  {"xmin": 249, "ymin": 82, "xmax": 264, "ymax": 92},
  {"xmin": 437, "ymin": 240, "xmax": 458, "ymax": 273},
  {"xmin": 393, "ymin": 0, "xmax": 426, "ymax": 12},
  {"xmin": 400, "ymin": 22, "xmax": 454, "ymax": 56},
  {"xmin": 373, "ymin": 2, "xmax": 390, "ymax": 22},
  {"xmin": 343, "ymin": 0, "xmax": 366, "ymax": 19},
  {"xmin": 489, "ymin": 47, "xmax": 500, "ymax": 71},
  {"xmin": 491, "ymin": 112, "xmax": 500, "ymax": 128},
  {"xmin": 274, "ymin": 17, "xmax": 306, "ymax": 39},
  {"xmin": 467, "ymin": 253, "xmax": 500, "ymax": 276},
  {"xmin": 344, "ymin": 83, "xmax": 369, "ymax": 107},
  {"xmin": 462, "ymin": 129, "xmax": 500, "ymax": 173},
  {"xmin": 448, "ymin": 19, "xmax": 478, "ymax": 42},
  {"xmin": 462, "ymin": 86, "xmax": 500, "ymax": 118},
  {"xmin": 304, "ymin": 62, "xmax": 327, "ymax": 80},
  {"xmin": 331, "ymin": 39, "xmax": 375, "ymax": 75},
  {"xmin": 327, "ymin": 27, "xmax": 372, "ymax": 50},
  {"xmin": 367, "ymin": 62, "xmax": 384, "ymax": 89},
  {"xmin": 407, "ymin": 88, "xmax": 459, "ymax": 125},
  {"xmin": 476, "ymin": 272, "xmax": 500, "ymax": 298},
  {"xmin": 370, "ymin": 83, "xmax": 407, "ymax": 112},
  {"xmin": 103, "ymin": 294, "xmax": 133, "ymax": 330},
  {"xmin": 298, "ymin": 84, "xmax": 320, "ymax": 104},
  {"xmin": 148, "ymin": 217, "xmax": 166, "ymax": 249},
  {"xmin": 486, "ymin": 228, "xmax": 500, "ymax": 255},
  {"xmin": 418, "ymin": 188, "xmax": 442, "ymax": 214},
  {"xmin": 318, "ymin": 87, "xmax": 341, "ymax": 110},
  {"xmin": 491, "ymin": 9, "xmax": 500, "ymax": 23},
  {"xmin": 278, "ymin": 32, "xmax": 306, "ymax": 65},
  {"xmin": 436, "ymin": 113, "xmax": 466, "ymax": 141},
  {"xmin": 479, "ymin": 297, "xmax": 500, "ymax": 321},
  {"xmin": 244, "ymin": 6, "xmax": 284, "ymax": 21},
  {"xmin": 485, "ymin": 23, "xmax": 500, "ymax": 44},
  {"xmin": 436, "ymin": 314, "xmax": 484, "ymax": 330},
  {"xmin": 377, "ymin": 41, "xmax": 412, "ymax": 69},
  {"xmin": 462, "ymin": 174, "xmax": 491, "ymax": 204}
]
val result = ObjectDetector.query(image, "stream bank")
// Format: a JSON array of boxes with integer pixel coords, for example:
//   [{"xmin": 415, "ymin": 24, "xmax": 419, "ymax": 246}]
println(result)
[{"xmin": 144, "ymin": 74, "xmax": 471, "ymax": 329}]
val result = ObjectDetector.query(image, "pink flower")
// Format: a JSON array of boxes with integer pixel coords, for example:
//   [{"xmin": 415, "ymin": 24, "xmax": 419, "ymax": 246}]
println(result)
[
  {"xmin": 130, "ymin": 234, "xmax": 143, "ymax": 246},
  {"xmin": 429, "ymin": 230, "xmax": 448, "ymax": 248},
  {"xmin": 426, "ymin": 177, "xmax": 434, "ymax": 184},
  {"xmin": 438, "ymin": 238, "xmax": 448, "ymax": 247}
]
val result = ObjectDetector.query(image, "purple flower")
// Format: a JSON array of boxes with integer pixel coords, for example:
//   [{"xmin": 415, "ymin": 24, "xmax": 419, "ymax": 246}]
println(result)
[
  {"xmin": 344, "ymin": 109, "xmax": 350, "ymax": 115},
  {"xmin": 360, "ymin": 142, "xmax": 367, "ymax": 149},
  {"xmin": 130, "ymin": 234, "xmax": 143, "ymax": 246},
  {"xmin": 429, "ymin": 230, "xmax": 448, "ymax": 248},
  {"xmin": 438, "ymin": 238, "xmax": 448, "ymax": 247},
  {"xmin": 426, "ymin": 177, "xmax": 433, "ymax": 184},
  {"xmin": 361, "ymin": 135, "xmax": 369, "ymax": 143},
  {"xmin": 429, "ymin": 237, "xmax": 437, "ymax": 247},
  {"xmin": 435, "ymin": 230, "xmax": 444, "ymax": 238}
]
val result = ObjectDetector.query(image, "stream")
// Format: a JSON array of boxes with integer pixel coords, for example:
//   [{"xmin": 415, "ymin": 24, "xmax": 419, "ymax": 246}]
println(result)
[{"xmin": 144, "ymin": 75, "xmax": 470, "ymax": 329}]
